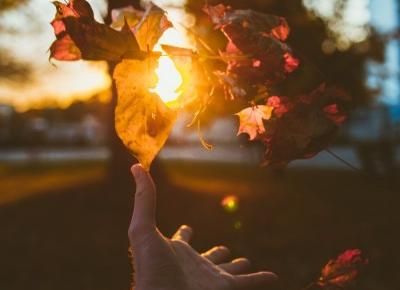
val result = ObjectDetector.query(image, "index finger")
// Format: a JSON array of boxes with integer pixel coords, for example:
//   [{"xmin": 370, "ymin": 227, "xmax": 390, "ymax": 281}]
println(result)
[{"xmin": 129, "ymin": 164, "xmax": 157, "ymax": 235}]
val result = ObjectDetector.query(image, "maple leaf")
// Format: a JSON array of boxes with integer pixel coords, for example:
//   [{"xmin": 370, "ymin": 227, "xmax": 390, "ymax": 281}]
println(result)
[
  {"xmin": 202, "ymin": 4, "xmax": 229, "ymax": 28},
  {"xmin": 283, "ymin": 52, "xmax": 300, "ymax": 73},
  {"xmin": 49, "ymin": 0, "xmax": 146, "ymax": 62},
  {"xmin": 236, "ymin": 105, "xmax": 274, "ymax": 140},
  {"xmin": 267, "ymin": 96, "xmax": 293, "ymax": 117},
  {"xmin": 49, "ymin": 1, "xmax": 177, "ymax": 169},
  {"xmin": 318, "ymin": 249, "xmax": 368, "ymax": 289},
  {"xmin": 114, "ymin": 59, "xmax": 177, "ymax": 171},
  {"xmin": 49, "ymin": 34, "xmax": 82, "ymax": 61},
  {"xmin": 110, "ymin": 6, "xmax": 143, "ymax": 31},
  {"xmin": 262, "ymin": 84, "xmax": 352, "ymax": 166},
  {"xmin": 69, "ymin": 0, "xmax": 94, "ymax": 19},
  {"xmin": 110, "ymin": 2, "xmax": 172, "ymax": 51},
  {"xmin": 111, "ymin": 5, "xmax": 179, "ymax": 170},
  {"xmin": 204, "ymin": 4, "xmax": 299, "ymax": 86},
  {"xmin": 131, "ymin": 3, "xmax": 173, "ymax": 51},
  {"xmin": 204, "ymin": 4, "xmax": 289, "ymax": 39},
  {"xmin": 324, "ymin": 104, "xmax": 347, "ymax": 125}
]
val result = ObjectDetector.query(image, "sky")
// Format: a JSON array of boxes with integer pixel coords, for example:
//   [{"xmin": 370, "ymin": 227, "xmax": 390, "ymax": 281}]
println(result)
[{"xmin": 368, "ymin": 0, "xmax": 399, "ymax": 105}]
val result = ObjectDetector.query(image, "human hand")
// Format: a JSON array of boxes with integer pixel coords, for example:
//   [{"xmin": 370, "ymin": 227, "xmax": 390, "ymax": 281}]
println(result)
[{"xmin": 129, "ymin": 164, "xmax": 277, "ymax": 290}]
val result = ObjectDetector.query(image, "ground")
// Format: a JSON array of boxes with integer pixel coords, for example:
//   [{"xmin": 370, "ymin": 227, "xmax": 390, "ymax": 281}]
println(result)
[{"xmin": 0, "ymin": 159, "xmax": 399, "ymax": 290}]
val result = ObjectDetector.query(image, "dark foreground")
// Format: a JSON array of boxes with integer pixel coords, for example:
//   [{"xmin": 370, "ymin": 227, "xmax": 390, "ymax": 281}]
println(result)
[{"xmin": 0, "ymin": 161, "xmax": 399, "ymax": 290}]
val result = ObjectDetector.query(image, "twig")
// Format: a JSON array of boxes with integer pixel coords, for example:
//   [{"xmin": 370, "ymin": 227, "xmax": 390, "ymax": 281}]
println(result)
[
  {"xmin": 325, "ymin": 149, "xmax": 361, "ymax": 172},
  {"xmin": 325, "ymin": 148, "xmax": 398, "ymax": 195}
]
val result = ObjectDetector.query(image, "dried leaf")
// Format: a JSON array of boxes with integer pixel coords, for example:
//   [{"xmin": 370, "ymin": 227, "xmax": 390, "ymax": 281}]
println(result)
[
  {"xmin": 69, "ymin": 0, "xmax": 94, "ymax": 19},
  {"xmin": 267, "ymin": 96, "xmax": 293, "ymax": 117},
  {"xmin": 52, "ymin": 1, "xmax": 79, "ymax": 19},
  {"xmin": 111, "ymin": 6, "xmax": 143, "ymax": 31},
  {"xmin": 114, "ymin": 59, "xmax": 177, "ymax": 170},
  {"xmin": 318, "ymin": 249, "xmax": 368, "ymax": 289},
  {"xmin": 262, "ymin": 85, "xmax": 352, "ymax": 166},
  {"xmin": 62, "ymin": 17, "xmax": 145, "ymax": 61},
  {"xmin": 49, "ymin": 34, "xmax": 82, "ymax": 61},
  {"xmin": 204, "ymin": 4, "xmax": 298, "ymax": 85},
  {"xmin": 161, "ymin": 44, "xmax": 195, "ymax": 57},
  {"xmin": 236, "ymin": 105, "xmax": 274, "ymax": 140},
  {"xmin": 50, "ymin": 0, "xmax": 146, "ymax": 62},
  {"xmin": 133, "ymin": 3, "xmax": 172, "ymax": 51}
]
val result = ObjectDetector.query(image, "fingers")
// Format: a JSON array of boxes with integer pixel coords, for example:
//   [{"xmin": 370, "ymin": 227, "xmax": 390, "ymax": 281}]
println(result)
[
  {"xmin": 201, "ymin": 246, "xmax": 230, "ymax": 264},
  {"xmin": 219, "ymin": 258, "xmax": 251, "ymax": 275},
  {"xmin": 129, "ymin": 164, "xmax": 157, "ymax": 237},
  {"xmin": 234, "ymin": 271, "xmax": 278, "ymax": 289},
  {"xmin": 172, "ymin": 225, "xmax": 193, "ymax": 243}
]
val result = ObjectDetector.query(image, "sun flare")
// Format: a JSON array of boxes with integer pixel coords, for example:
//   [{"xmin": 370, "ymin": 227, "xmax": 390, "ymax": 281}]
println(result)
[
  {"xmin": 151, "ymin": 54, "xmax": 183, "ymax": 105},
  {"xmin": 150, "ymin": 27, "xmax": 191, "ymax": 107}
]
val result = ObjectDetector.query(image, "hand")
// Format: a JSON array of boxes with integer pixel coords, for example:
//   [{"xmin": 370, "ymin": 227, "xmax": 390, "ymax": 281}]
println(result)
[{"xmin": 129, "ymin": 164, "xmax": 277, "ymax": 290}]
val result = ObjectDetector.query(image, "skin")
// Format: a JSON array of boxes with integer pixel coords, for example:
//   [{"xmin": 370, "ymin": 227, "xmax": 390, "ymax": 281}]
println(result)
[{"xmin": 129, "ymin": 164, "xmax": 278, "ymax": 290}]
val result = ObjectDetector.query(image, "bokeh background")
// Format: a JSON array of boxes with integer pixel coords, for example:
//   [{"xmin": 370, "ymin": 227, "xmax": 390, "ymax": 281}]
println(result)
[{"xmin": 0, "ymin": 0, "xmax": 399, "ymax": 289}]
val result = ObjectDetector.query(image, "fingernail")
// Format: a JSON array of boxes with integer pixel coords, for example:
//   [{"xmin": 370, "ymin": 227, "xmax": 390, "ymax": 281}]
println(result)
[{"xmin": 131, "ymin": 163, "xmax": 143, "ymax": 179}]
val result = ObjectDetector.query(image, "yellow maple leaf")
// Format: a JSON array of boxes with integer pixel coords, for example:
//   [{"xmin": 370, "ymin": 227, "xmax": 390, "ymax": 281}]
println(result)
[
  {"xmin": 236, "ymin": 105, "xmax": 274, "ymax": 140},
  {"xmin": 114, "ymin": 59, "xmax": 177, "ymax": 171}
]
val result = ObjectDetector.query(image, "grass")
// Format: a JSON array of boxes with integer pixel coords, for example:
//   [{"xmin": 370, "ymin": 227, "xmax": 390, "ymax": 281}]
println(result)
[
  {"xmin": 0, "ymin": 161, "xmax": 106, "ymax": 206},
  {"xmin": 0, "ymin": 160, "xmax": 399, "ymax": 290}
]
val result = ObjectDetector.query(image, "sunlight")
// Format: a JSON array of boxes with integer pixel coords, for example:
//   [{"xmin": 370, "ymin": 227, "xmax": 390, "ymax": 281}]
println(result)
[
  {"xmin": 144, "ymin": 0, "xmax": 194, "ymax": 108},
  {"xmin": 150, "ymin": 28, "xmax": 190, "ymax": 107},
  {"xmin": 152, "ymin": 55, "xmax": 182, "ymax": 105}
]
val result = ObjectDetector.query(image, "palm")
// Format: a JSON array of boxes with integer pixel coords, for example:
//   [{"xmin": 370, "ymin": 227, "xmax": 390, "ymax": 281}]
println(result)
[{"xmin": 129, "ymin": 164, "xmax": 277, "ymax": 290}]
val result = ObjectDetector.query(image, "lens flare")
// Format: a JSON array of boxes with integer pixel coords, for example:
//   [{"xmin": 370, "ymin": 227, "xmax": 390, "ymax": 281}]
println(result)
[
  {"xmin": 233, "ymin": 221, "xmax": 243, "ymax": 230},
  {"xmin": 221, "ymin": 195, "xmax": 239, "ymax": 213}
]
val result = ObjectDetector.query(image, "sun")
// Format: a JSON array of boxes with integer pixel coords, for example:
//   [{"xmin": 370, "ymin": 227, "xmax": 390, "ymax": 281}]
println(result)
[
  {"xmin": 150, "ymin": 27, "xmax": 189, "ymax": 107},
  {"xmin": 151, "ymin": 54, "xmax": 183, "ymax": 105}
]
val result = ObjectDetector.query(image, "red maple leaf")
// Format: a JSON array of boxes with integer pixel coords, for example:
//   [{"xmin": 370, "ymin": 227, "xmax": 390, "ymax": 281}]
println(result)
[
  {"xmin": 204, "ymin": 4, "xmax": 300, "ymax": 86},
  {"xmin": 284, "ymin": 52, "xmax": 300, "ymax": 73},
  {"xmin": 267, "ymin": 96, "xmax": 293, "ymax": 117},
  {"xmin": 261, "ymin": 84, "xmax": 352, "ymax": 166},
  {"xmin": 318, "ymin": 249, "xmax": 368, "ymax": 289},
  {"xmin": 49, "ymin": 0, "xmax": 147, "ymax": 62}
]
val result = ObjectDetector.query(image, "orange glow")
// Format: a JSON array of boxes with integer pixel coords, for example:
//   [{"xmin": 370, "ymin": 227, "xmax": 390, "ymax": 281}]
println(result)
[
  {"xmin": 221, "ymin": 195, "xmax": 239, "ymax": 213},
  {"xmin": 150, "ymin": 28, "xmax": 191, "ymax": 107}
]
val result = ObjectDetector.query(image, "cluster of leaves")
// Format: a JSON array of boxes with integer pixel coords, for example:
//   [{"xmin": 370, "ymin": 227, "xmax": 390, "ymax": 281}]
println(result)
[
  {"xmin": 202, "ymin": 4, "xmax": 351, "ymax": 166},
  {"xmin": 308, "ymin": 249, "xmax": 369, "ymax": 290},
  {"xmin": 50, "ymin": 0, "xmax": 174, "ymax": 169},
  {"xmin": 49, "ymin": 0, "xmax": 352, "ymax": 169}
]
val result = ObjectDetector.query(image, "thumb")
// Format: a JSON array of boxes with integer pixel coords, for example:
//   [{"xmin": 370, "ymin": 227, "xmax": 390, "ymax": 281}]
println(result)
[{"xmin": 129, "ymin": 163, "xmax": 156, "ymax": 236}]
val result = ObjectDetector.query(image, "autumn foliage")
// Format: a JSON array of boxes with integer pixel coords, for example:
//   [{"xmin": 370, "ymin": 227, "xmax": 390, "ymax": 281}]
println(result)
[
  {"xmin": 48, "ymin": 2, "xmax": 368, "ymax": 289},
  {"xmin": 49, "ymin": 0, "xmax": 351, "ymax": 169},
  {"xmin": 312, "ymin": 249, "xmax": 369, "ymax": 290}
]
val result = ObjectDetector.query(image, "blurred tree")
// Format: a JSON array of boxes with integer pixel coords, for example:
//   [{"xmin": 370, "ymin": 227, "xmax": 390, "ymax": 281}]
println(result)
[
  {"xmin": 0, "ymin": 51, "xmax": 31, "ymax": 82},
  {"xmin": 0, "ymin": 0, "xmax": 31, "ymax": 82},
  {"xmin": 0, "ymin": 0, "xmax": 27, "ymax": 12}
]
